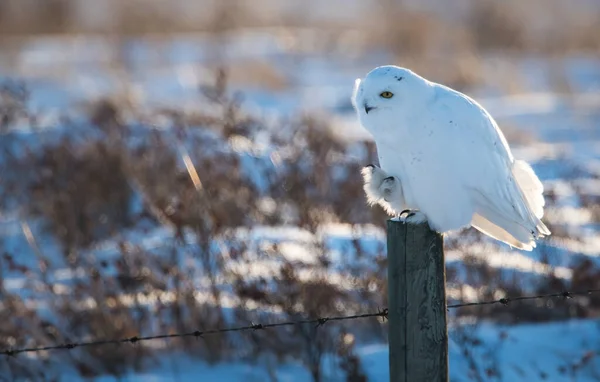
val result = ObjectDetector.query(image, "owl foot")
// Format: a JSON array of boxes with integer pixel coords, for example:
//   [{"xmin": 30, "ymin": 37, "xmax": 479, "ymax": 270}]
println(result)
[
  {"xmin": 361, "ymin": 165, "xmax": 400, "ymax": 203},
  {"xmin": 380, "ymin": 176, "xmax": 398, "ymax": 202}
]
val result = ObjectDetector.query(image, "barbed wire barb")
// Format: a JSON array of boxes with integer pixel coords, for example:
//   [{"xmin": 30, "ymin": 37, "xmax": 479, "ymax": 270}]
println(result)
[{"xmin": 3, "ymin": 287, "xmax": 600, "ymax": 357}]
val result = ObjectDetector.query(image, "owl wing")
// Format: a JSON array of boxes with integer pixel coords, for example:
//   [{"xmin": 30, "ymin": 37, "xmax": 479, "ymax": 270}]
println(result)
[{"xmin": 429, "ymin": 84, "xmax": 550, "ymax": 249}]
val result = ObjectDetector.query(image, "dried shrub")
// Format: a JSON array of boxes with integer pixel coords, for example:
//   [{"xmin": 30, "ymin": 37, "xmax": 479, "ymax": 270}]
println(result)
[
  {"xmin": 371, "ymin": 1, "xmax": 435, "ymax": 59},
  {"xmin": 467, "ymin": 0, "xmax": 526, "ymax": 52},
  {"xmin": 24, "ymin": 140, "xmax": 134, "ymax": 256},
  {"xmin": 0, "ymin": 80, "xmax": 29, "ymax": 131}
]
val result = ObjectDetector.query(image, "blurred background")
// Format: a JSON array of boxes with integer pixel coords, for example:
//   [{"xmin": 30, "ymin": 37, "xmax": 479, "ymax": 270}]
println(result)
[{"xmin": 0, "ymin": 0, "xmax": 599, "ymax": 380}]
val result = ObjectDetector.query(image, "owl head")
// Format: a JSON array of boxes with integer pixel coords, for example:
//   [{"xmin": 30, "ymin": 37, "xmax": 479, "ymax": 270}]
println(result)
[{"xmin": 352, "ymin": 65, "xmax": 434, "ymax": 135}]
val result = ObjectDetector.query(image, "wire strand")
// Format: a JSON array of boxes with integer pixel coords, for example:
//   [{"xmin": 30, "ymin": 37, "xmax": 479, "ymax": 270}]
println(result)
[{"xmin": 3, "ymin": 288, "xmax": 600, "ymax": 356}]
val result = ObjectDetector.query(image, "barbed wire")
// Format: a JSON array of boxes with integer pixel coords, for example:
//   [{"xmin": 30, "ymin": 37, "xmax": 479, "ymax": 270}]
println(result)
[
  {"xmin": 2, "ymin": 287, "xmax": 600, "ymax": 357},
  {"xmin": 447, "ymin": 287, "xmax": 600, "ymax": 308}
]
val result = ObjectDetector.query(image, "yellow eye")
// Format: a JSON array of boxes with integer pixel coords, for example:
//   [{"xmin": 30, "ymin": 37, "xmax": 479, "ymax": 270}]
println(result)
[{"xmin": 380, "ymin": 91, "xmax": 394, "ymax": 99}]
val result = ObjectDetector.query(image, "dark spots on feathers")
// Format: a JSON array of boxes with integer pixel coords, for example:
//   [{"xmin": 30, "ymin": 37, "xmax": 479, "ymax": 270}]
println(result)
[{"xmin": 394, "ymin": 76, "xmax": 404, "ymax": 81}]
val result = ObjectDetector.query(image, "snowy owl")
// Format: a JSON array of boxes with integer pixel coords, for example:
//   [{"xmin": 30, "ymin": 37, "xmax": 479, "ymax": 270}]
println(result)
[{"xmin": 352, "ymin": 65, "xmax": 550, "ymax": 250}]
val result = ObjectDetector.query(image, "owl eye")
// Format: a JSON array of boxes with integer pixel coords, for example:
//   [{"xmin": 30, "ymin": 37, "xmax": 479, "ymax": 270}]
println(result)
[{"xmin": 380, "ymin": 91, "xmax": 394, "ymax": 99}]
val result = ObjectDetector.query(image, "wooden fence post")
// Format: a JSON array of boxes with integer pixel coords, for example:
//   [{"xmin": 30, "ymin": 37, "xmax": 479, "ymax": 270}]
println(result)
[{"xmin": 387, "ymin": 218, "xmax": 448, "ymax": 382}]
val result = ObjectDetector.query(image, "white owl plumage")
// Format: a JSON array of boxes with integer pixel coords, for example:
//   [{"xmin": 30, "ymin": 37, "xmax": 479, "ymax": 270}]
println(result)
[{"xmin": 353, "ymin": 65, "xmax": 550, "ymax": 250}]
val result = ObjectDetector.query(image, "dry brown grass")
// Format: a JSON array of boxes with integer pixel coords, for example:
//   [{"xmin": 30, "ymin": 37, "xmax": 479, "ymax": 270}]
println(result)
[
  {"xmin": 0, "ymin": 0, "xmax": 598, "ymax": 98},
  {"xmin": 467, "ymin": 0, "xmax": 527, "ymax": 52},
  {"xmin": 1, "ymin": 0, "xmax": 598, "ymax": 58}
]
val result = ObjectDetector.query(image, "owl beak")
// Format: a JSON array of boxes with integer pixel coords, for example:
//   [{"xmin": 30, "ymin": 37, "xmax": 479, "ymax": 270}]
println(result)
[{"xmin": 364, "ymin": 103, "xmax": 375, "ymax": 114}]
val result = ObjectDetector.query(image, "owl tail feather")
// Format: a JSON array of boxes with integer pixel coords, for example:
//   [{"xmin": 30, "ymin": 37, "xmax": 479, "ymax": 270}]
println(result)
[
  {"xmin": 471, "ymin": 213, "xmax": 535, "ymax": 250},
  {"xmin": 512, "ymin": 159, "xmax": 551, "ymax": 235}
]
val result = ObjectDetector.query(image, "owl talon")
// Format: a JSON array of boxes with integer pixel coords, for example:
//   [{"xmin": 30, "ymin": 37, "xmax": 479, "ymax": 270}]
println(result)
[
  {"xmin": 404, "ymin": 211, "xmax": 428, "ymax": 225},
  {"xmin": 399, "ymin": 209, "xmax": 413, "ymax": 218}
]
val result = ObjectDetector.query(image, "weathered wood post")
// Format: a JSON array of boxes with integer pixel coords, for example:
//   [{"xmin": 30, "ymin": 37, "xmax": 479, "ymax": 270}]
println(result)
[{"xmin": 387, "ymin": 218, "xmax": 448, "ymax": 382}]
